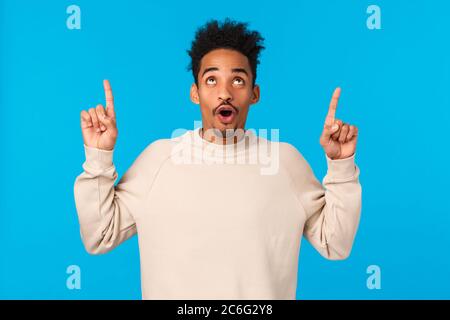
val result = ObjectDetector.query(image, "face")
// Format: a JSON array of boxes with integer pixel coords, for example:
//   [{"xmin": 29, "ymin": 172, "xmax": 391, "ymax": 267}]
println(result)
[{"xmin": 190, "ymin": 48, "xmax": 260, "ymax": 143}]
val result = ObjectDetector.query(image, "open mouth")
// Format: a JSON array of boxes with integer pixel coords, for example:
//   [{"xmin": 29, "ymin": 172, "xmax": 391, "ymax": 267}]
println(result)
[
  {"xmin": 219, "ymin": 110, "xmax": 233, "ymax": 117},
  {"xmin": 216, "ymin": 106, "xmax": 237, "ymax": 124}
]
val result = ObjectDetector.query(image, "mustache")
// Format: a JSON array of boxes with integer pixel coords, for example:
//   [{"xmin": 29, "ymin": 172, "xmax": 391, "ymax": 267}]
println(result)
[{"xmin": 213, "ymin": 101, "xmax": 239, "ymax": 115}]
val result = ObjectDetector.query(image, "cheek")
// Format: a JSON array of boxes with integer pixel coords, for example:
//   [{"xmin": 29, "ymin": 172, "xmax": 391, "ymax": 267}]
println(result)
[
  {"xmin": 198, "ymin": 91, "xmax": 218, "ymax": 111},
  {"xmin": 198, "ymin": 96, "xmax": 215, "ymax": 116},
  {"xmin": 234, "ymin": 91, "xmax": 254, "ymax": 108},
  {"xmin": 198, "ymin": 88, "xmax": 214, "ymax": 102}
]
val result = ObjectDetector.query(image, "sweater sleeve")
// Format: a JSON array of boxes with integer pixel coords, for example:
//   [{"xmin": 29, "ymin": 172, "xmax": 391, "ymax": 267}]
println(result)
[
  {"xmin": 282, "ymin": 143, "xmax": 362, "ymax": 260},
  {"xmin": 301, "ymin": 153, "xmax": 362, "ymax": 260},
  {"xmin": 73, "ymin": 144, "xmax": 154, "ymax": 255}
]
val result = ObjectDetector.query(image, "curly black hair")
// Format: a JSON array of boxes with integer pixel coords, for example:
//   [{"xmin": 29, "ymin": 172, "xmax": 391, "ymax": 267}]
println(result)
[{"xmin": 187, "ymin": 18, "xmax": 265, "ymax": 87}]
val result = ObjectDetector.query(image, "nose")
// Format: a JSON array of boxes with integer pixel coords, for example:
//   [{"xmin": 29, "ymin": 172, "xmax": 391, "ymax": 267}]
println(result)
[{"xmin": 218, "ymin": 85, "xmax": 233, "ymax": 103}]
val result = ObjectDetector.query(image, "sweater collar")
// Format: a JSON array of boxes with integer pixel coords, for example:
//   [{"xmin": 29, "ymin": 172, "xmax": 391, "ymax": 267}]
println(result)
[{"xmin": 190, "ymin": 127, "xmax": 258, "ymax": 159}]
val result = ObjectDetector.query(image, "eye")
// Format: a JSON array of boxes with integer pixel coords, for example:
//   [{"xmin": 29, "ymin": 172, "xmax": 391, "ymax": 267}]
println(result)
[
  {"xmin": 233, "ymin": 77, "xmax": 245, "ymax": 85},
  {"xmin": 206, "ymin": 77, "xmax": 216, "ymax": 85}
]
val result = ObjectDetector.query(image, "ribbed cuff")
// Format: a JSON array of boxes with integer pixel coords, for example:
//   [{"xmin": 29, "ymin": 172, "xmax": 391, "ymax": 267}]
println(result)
[
  {"xmin": 325, "ymin": 152, "xmax": 357, "ymax": 179},
  {"xmin": 84, "ymin": 144, "xmax": 114, "ymax": 169}
]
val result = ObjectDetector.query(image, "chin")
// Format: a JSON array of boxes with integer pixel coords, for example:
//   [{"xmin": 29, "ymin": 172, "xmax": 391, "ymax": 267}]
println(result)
[{"xmin": 215, "ymin": 123, "xmax": 239, "ymax": 134}]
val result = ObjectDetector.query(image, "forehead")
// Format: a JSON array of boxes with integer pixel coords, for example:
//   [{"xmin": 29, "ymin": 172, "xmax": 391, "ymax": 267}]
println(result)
[{"xmin": 200, "ymin": 48, "xmax": 250, "ymax": 72}]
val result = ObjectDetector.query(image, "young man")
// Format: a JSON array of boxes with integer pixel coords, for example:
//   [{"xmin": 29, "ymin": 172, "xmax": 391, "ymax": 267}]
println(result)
[{"xmin": 74, "ymin": 18, "xmax": 361, "ymax": 299}]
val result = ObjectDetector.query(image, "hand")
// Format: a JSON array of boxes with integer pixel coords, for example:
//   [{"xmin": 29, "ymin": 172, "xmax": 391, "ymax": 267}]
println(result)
[
  {"xmin": 319, "ymin": 87, "xmax": 359, "ymax": 160},
  {"xmin": 80, "ymin": 79, "xmax": 118, "ymax": 151}
]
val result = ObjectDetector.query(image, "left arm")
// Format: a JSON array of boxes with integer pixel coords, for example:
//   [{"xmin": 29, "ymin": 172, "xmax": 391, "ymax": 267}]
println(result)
[
  {"xmin": 302, "ymin": 153, "xmax": 362, "ymax": 260},
  {"xmin": 304, "ymin": 87, "xmax": 362, "ymax": 260}
]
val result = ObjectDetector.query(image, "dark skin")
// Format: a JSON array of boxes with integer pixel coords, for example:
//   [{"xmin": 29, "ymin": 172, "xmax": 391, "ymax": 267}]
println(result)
[{"xmin": 190, "ymin": 48, "xmax": 260, "ymax": 144}]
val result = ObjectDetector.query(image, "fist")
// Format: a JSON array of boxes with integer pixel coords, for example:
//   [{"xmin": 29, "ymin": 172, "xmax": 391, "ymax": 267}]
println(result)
[{"xmin": 80, "ymin": 80, "xmax": 118, "ymax": 151}]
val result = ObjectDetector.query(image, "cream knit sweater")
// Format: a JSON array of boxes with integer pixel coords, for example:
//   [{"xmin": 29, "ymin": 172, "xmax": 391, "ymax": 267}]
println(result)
[{"xmin": 74, "ymin": 127, "xmax": 362, "ymax": 299}]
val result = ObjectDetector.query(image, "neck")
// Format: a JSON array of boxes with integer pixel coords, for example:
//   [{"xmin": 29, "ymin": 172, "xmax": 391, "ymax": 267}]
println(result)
[{"xmin": 200, "ymin": 127, "xmax": 246, "ymax": 145}]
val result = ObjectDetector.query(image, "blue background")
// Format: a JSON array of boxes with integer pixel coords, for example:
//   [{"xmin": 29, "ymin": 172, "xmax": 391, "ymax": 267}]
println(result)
[{"xmin": 1, "ymin": 0, "xmax": 449, "ymax": 299}]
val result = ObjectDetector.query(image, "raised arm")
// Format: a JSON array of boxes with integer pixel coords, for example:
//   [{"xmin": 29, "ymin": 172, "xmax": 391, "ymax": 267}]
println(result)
[
  {"xmin": 302, "ymin": 87, "xmax": 361, "ymax": 260},
  {"xmin": 74, "ymin": 80, "xmax": 141, "ymax": 255},
  {"xmin": 301, "ymin": 152, "xmax": 362, "ymax": 260}
]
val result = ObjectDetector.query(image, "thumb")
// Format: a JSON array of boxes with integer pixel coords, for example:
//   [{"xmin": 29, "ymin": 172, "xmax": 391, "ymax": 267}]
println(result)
[
  {"xmin": 96, "ymin": 105, "xmax": 115, "ymax": 130},
  {"xmin": 331, "ymin": 123, "xmax": 339, "ymax": 133},
  {"xmin": 322, "ymin": 123, "xmax": 340, "ymax": 139}
]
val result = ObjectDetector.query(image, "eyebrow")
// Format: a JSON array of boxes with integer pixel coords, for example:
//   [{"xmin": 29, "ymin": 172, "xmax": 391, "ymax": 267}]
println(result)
[
  {"xmin": 201, "ymin": 67, "xmax": 249, "ymax": 78},
  {"xmin": 232, "ymin": 68, "xmax": 249, "ymax": 76}
]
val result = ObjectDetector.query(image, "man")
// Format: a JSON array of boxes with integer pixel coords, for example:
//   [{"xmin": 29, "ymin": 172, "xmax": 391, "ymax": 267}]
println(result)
[{"xmin": 74, "ymin": 18, "xmax": 361, "ymax": 299}]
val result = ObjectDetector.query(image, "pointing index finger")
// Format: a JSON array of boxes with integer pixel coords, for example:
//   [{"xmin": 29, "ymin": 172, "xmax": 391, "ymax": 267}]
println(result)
[
  {"xmin": 325, "ymin": 87, "xmax": 341, "ymax": 126},
  {"xmin": 103, "ymin": 79, "xmax": 115, "ymax": 118}
]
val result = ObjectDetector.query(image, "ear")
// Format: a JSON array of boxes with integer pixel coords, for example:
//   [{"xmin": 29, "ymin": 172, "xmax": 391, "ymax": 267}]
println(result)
[
  {"xmin": 190, "ymin": 83, "xmax": 200, "ymax": 105},
  {"xmin": 250, "ymin": 84, "xmax": 260, "ymax": 105}
]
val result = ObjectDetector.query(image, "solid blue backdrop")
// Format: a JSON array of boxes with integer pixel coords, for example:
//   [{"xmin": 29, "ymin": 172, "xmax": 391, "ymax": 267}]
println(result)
[{"xmin": 1, "ymin": 0, "xmax": 449, "ymax": 299}]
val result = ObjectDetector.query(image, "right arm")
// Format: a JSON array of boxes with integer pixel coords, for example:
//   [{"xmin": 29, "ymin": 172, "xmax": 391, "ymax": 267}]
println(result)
[
  {"xmin": 74, "ymin": 146, "xmax": 138, "ymax": 255},
  {"xmin": 73, "ymin": 80, "xmax": 144, "ymax": 255}
]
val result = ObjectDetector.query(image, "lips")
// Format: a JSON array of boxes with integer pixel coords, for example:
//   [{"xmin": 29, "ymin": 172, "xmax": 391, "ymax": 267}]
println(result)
[{"xmin": 216, "ymin": 105, "xmax": 237, "ymax": 124}]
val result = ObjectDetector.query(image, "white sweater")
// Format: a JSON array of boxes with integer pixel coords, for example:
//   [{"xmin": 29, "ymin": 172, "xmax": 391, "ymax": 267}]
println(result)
[{"xmin": 73, "ymin": 127, "xmax": 362, "ymax": 299}]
